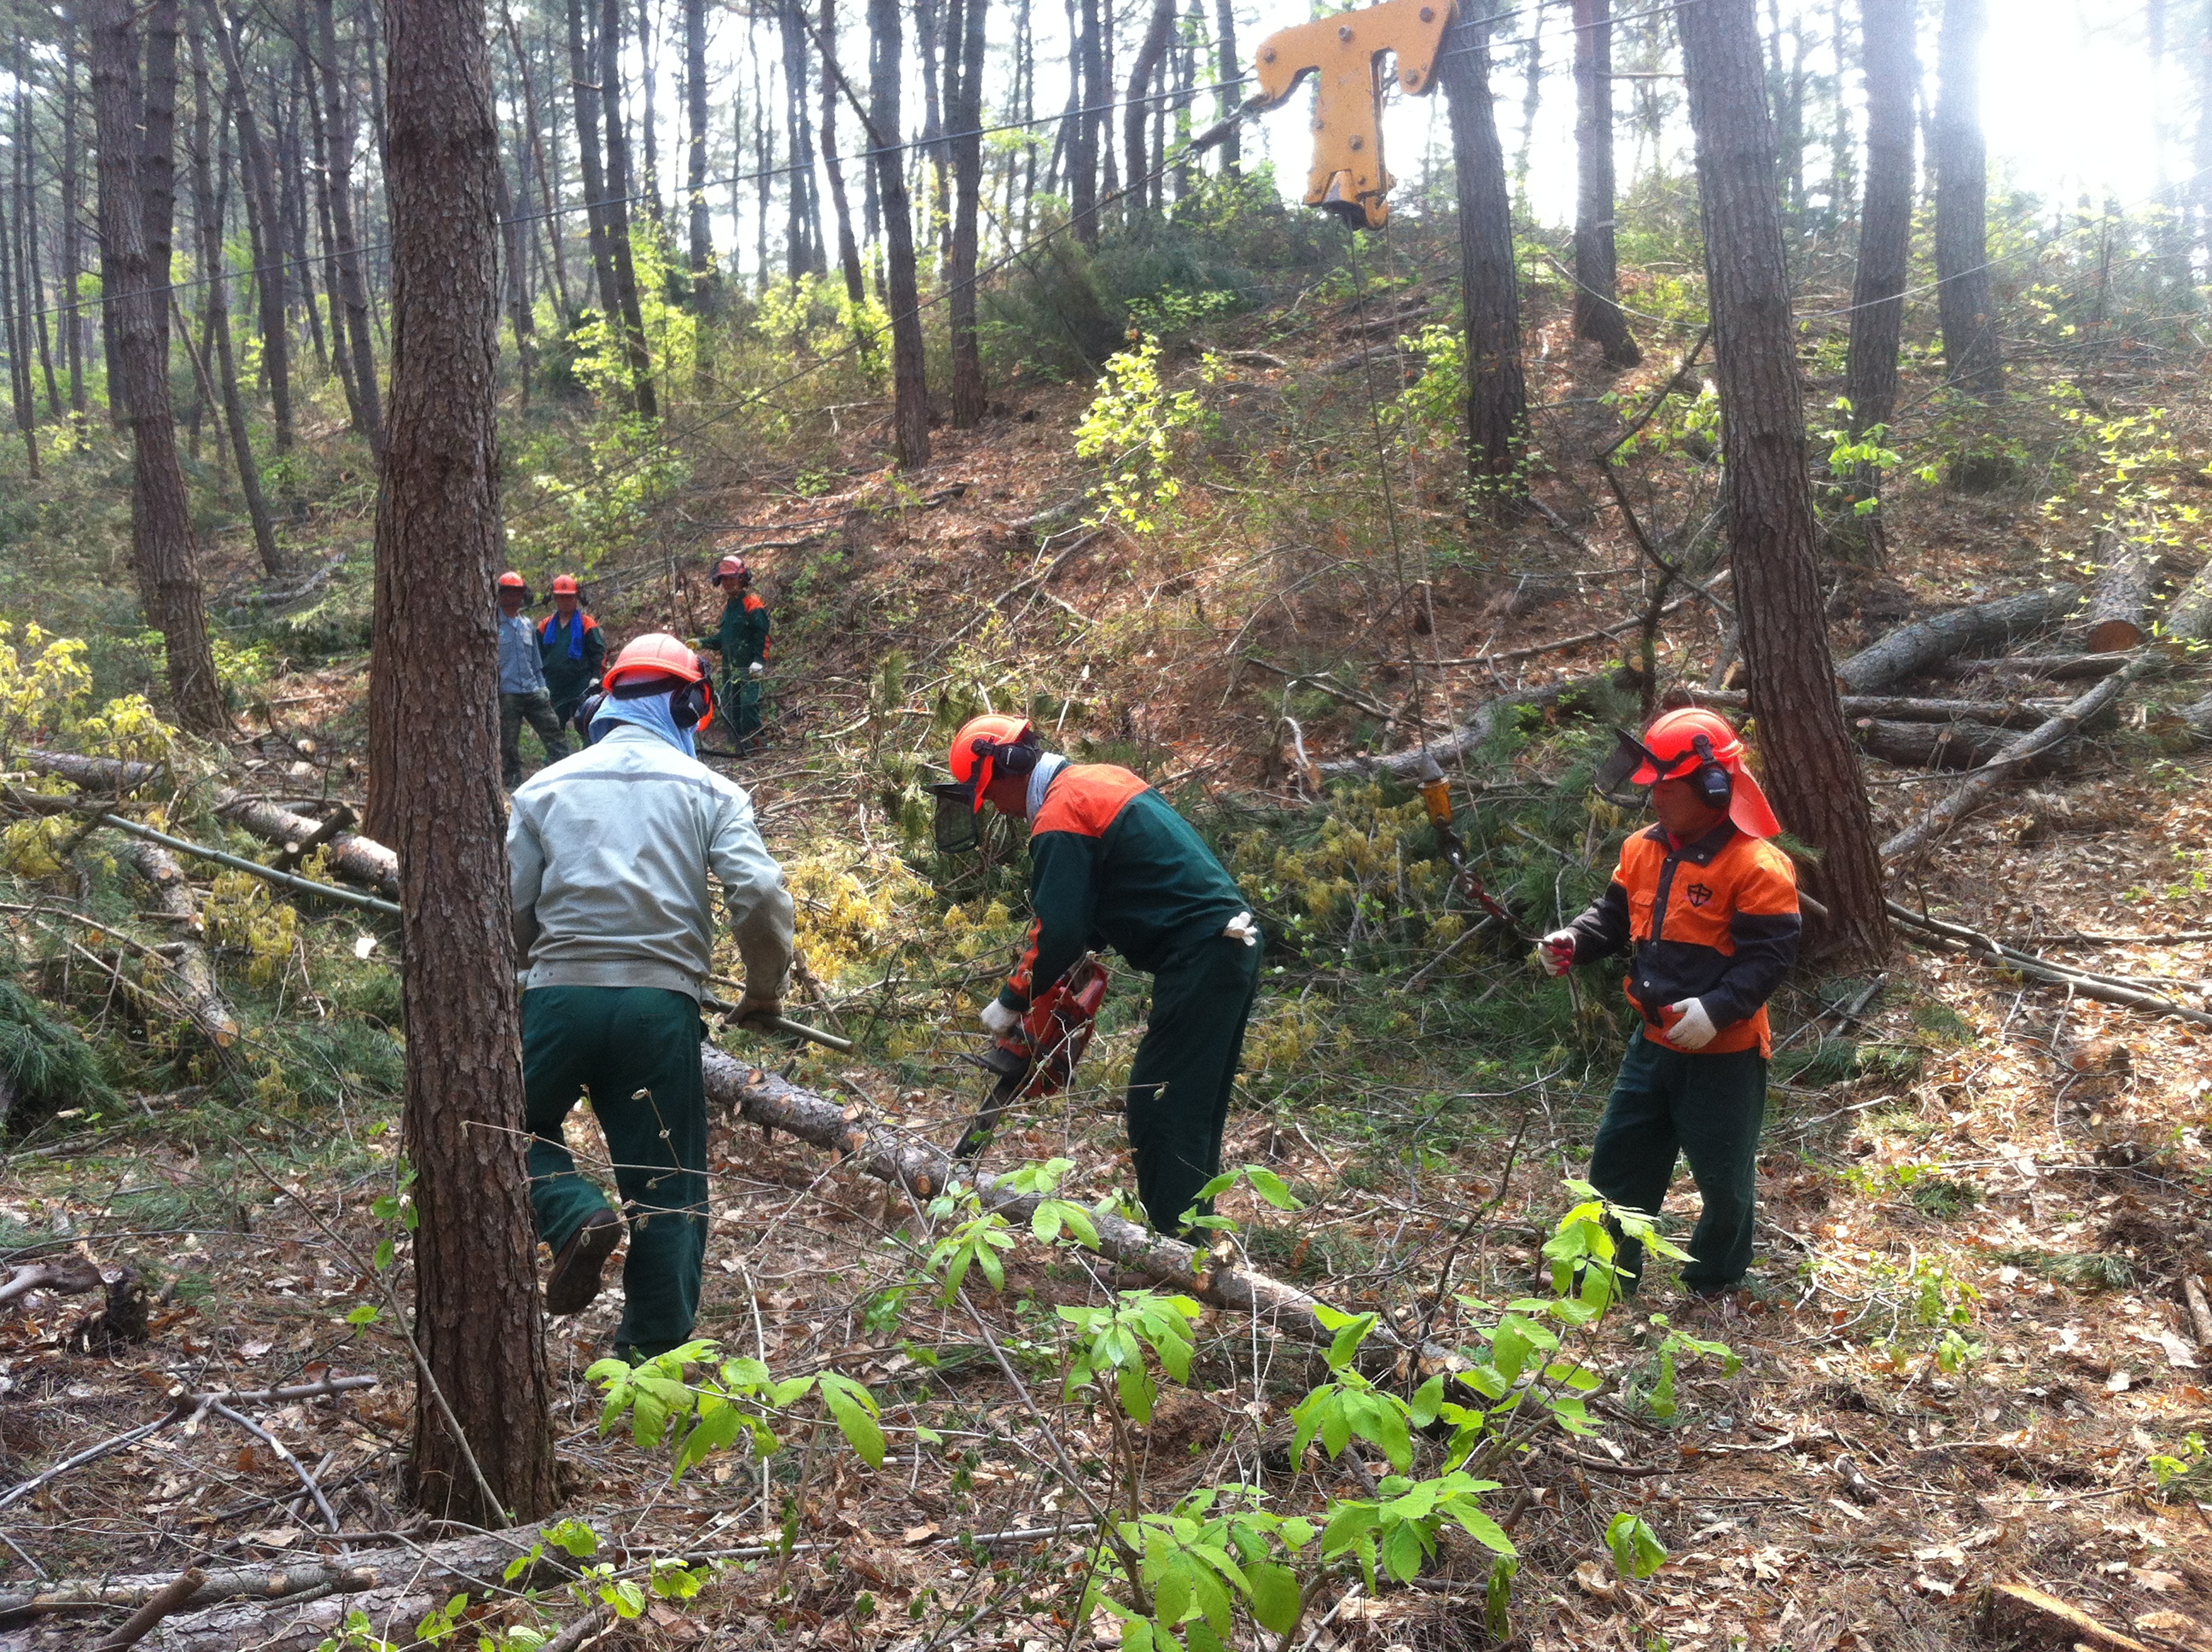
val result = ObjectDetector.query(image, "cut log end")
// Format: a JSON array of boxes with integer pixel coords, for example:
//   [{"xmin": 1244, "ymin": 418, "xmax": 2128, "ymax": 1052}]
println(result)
[{"xmin": 2087, "ymin": 619, "xmax": 2145, "ymax": 654}]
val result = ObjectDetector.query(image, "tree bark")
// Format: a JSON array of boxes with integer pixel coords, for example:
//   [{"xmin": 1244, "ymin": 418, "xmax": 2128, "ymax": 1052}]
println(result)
[
  {"xmin": 1071, "ymin": 0, "xmax": 1102, "ymax": 244},
  {"xmin": 208, "ymin": 1, "xmax": 295, "ymax": 451},
  {"xmin": 564, "ymin": 0, "xmax": 624, "ymax": 330},
  {"xmin": 312, "ymin": 0, "xmax": 387, "ymax": 457},
  {"xmin": 0, "ymin": 170, "xmax": 39, "ymax": 479},
  {"xmin": 1570, "ymin": 0, "xmax": 1639, "ymax": 367},
  {"xmin": 92, "ymin": 0, "xmax": 228, "ymax": 736},
  {"xmin": 1437, "ymin": 9, "xmax": 1528, "ymax": 501},
  {"xmin": 1932, "ymin": 0, "xmax": 2001, "ymax": 397},
  {"xmin": 779, "ymin": 0, "xmax": 826, "ymax": 279},
  {"xmin": 598, "ymin": 0, "xmax": 661, "ymax": 416},
  {"xmin": 946, "ymin": 0, "xmax": 987, "ymax": 425},
  {"xmin": 15, "ymin": 44, "xmax": 62, "ymax": 422},
  {"xmin": 820, "ymin": 0, "xmax": 868, "ymax": 316},
  {"xmin": 61, "ymin": 30, "xmax": 87, "ymax": 416},
  {"xmin": 376, "ymin": 0, "xmax": 559, "ymax": 1526},
  {"xmin": 1837, "ymin": 0, "xmax": 1912, "ymax": 544},
  {"xmin": 1679, "ymin": 0, "xmax": 1889, "ymax": 961},
  {"xmin": 868, "ymin": 0, "xmax": 929, "ymax": 468},
  {"xmin": 1123, "ymin": 0, "xmax": 1175, "ymax": 220},
  {"xmin": 1833, "ymin": 585, "xmax": 2078, "ymax": 692},
  {"xmin": 189, "ymin": 32, "xmax": 282, "ymax": 575},
  {"xmin": 121, "ymin": 838, "xmax": 242, "ymax": 1050},
  {"xmin": 2085, "ymin": 529, "xmax": 2152, "ymax": 654},
  {"xmin": 139, "ymin": 0, "xmax": 181, "ymax": 368},
  {"xmin": 684, "ymin": 0, "xmax": 713, "ymax": 296},
  {"xmin": 1212, "ymin": 0, "xmax": 1239, "ymax": 175}
]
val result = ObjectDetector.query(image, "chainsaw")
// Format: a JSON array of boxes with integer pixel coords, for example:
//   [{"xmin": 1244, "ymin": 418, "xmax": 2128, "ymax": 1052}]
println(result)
[{"xmin": 953, "ymin": 954, "xmax": 1110, "ymax": 1160}]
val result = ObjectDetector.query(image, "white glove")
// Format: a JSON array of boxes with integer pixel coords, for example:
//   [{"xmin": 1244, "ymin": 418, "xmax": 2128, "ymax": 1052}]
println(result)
[
  {"xmin": 980, "ymin": 998, "xmax": 1022, "ymax": 1038},
  {"xmin": 1224, "ymin": 911, "xmax": 1260, "ymax": 947},
  {"xmin": 1537, "ymin": 930, "xmax": 1577, "ymax": 977},
  {"xmin": 1663, "ymin": 998, "xmax": 1718, "ymax": 1050},
  {"xmin": 748, "ymin": 660, "xmax": 765, "ymax": 678}
]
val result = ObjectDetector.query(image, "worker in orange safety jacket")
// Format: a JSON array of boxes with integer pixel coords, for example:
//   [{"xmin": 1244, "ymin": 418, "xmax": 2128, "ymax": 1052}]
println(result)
[{"xmin": 1539, "ymin": 707, "xmax": 1801, "ymax": 1302}]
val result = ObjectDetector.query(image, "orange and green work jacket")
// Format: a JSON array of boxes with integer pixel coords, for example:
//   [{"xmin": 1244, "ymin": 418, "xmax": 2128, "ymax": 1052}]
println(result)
[
  {"xmin": 1563, "ymin": 822, "xmax": 1801, "ymax": 1056},
  {"xmin": 995, "ymin": 763, "xmax": 1249, "ymax": 1013}
]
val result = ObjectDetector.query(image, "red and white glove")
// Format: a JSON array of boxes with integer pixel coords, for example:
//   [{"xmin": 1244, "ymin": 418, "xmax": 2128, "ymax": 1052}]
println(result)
[
  {"xmin": 1662, "ymin": 998, "xmax": 1718, "ymax": 1050},
  {"xmin": 1536, "ymin": 930, "xmax": 1577, "ymax": 977}
]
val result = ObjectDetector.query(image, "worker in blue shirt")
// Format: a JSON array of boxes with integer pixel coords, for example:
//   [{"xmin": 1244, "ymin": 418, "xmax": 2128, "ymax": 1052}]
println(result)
[{"xmin": 498, "ymin": 571, "xmax": 570, "ymax": 788}]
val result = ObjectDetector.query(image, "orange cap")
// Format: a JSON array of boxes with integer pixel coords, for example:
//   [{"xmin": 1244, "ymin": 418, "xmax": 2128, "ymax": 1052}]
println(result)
[
  {"xmin": 946, "ymin": 713, "xmax": 1036, "ymax": 812},
  {"xmin": 602, "ymin": 632, "xmax": 707, "ymax": 691},
  {"xmin": 498, "ymin": 570, "xmax": 526, "ymax": 589},
  {"xmin": 550, "ymin": 574, "xmax": 579, "ymax": 596}
]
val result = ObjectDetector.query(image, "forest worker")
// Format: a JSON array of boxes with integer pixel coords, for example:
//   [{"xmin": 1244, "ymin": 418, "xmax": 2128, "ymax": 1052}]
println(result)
[
  {"xmin": 934, "ymin": 715, "xmax": 1262, "ymax": 1236},
  {"xmin": 699, "ymin": 556, "xmax": 771, "ymax": 753},
  {"xmin": 1538, "ymin": 707, "xmax": 1801, "ymax": 1304},
  {"xmin": 498, "ymin": 569, "xmax": 570, "ymax": 789},
  {"xmin": 537, "ymin": 574, "xmax": 605, "ymax": 733},
  {"xmin": 509, "ymin": 632, "xmax": 794, "ymax": 1361}
]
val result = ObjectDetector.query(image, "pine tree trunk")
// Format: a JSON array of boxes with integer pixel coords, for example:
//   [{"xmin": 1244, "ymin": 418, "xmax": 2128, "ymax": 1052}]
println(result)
[
  {"xmin": 1678, "ymin": 0, "xmax": 1891, "ymax": 963},
  {"xmin": 376, "ymin": 0, "xmax": 560, "ymax": 1528},
  {"xmin": 868, "ymin": 0, "xmax": 928, "ymax": 467},
  {"xmin": 820, "ymin": 0, "xmax": 868, "ymax": 314},
  {"xmin": 496, "ymin": 163, "xmax": 535, "ymax": 404},
  {"xmin": 565, "ymin": 0, "xmax": 624, "ymax": 329},
  {"xmin": 0, "ymin": 177, "xmax": 38, "ymax": 479},
  {"xmin": 1932, "ymin": 0, "xmax": 2001, "ymax": 397},
  {"xmin": 207, "ymin": 0, "xmax": 294, "ymax": 451},
  {"xmin": 189, "ymin": 31, "xmax": 282, "ymax": 574},
  {"xmin": 15, "ymin": 50, "xmax": 62, "ymax": 422},
  {"xmin": 637, "ymin": 0, "xmax": 664, "ymax": 228},
  {"xmin": 1071, "ymin": 0, "xmax": 1101, "ymax": 244},
  {"xmin": 599, "ymin": 0, "xmax": 661, "ymax": 416},
  {"xmin": 501, "ymin": 11, "xmax": 573, "ymax": 322},
  {"xmin": 314, "ymin": 0, "xmax": 387, "ymax": 456},
  {"xmin": 1123, "ymin": 0, "xmax": 1174, "ymax": 220},
  {"xmin": 684, "ymin": 0, "xmax": 713, "ymax": 295},
  {"xmin": 947, "ymin": 0, "xmax": 987, "ymax": 425},
  {"xmin": 1571, "ymin": 0, "xmax": 1639, "ymax": 367},
  {"xmin": 62, "ymin": 33, "xmax": 86, "ymax": 416},
  {"xmin": 1838, "ymin": 0, "xmax": 1912, "ymax": 544},
  {"xmin": 92, "ymin": 0, "xmax": 227, "ymax": 735},
  {"xmin": 1212, "ymin": 0, "xmax": 1238, "ymax": 175},
  {"xmin": 780, "ymin": 0, "xmax": 826, "ymax": 279},
  {"xmin": 1437, "ymin": 9, "xmax": 1528, "ymax": 501},
  {"xmin": 140, "ymin": 0, "xmax": 180, "ymax": 367}
]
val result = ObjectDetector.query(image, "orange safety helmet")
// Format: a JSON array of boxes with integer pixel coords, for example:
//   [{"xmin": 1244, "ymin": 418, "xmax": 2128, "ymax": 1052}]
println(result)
[
  {"xmin": 550, "ymin": 574, "xmax": 579, "ymax": 596},
  {"xmin": 943, "ymin": 713, "xmax": 1039, "ymax": 814},
  {"xmin": 498, "ymin": 570, "xmax": 527, "ymax": 590},
  {"xmin": 600, "ymin": 633, "xmax": 714, "ymax": 733},
  {"xmin": 1601, "ymin": 707, "xmax": 1783, "ymax": 840},
  {"xmin": 711, "ymin": 556, "xmax": 750, "ymax": 587}
]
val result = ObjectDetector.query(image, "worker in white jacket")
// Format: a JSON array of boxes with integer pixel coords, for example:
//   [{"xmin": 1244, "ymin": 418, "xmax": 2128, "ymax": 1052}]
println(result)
[{"xmin": 509, "ymin": 633, "xmax": 794, "ymax": 1360}]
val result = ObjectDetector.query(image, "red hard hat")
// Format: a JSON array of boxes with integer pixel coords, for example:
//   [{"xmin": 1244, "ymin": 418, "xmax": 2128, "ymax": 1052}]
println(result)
[
  {"xmin": 498, "ymin": 570, "xmax": 526, "ymax": 590},
  {"xmin": 550, "ymin": 574, "xmax": 579, "ymax": 595},
  {"xmin": 602, "ymin": 632, "xmax": 707, "ymax": 691},
  {"xmin": 711, "ymin": 556, "xmax": 748, "ymax": 585},
  {"xmin": 1626, "ymin": 707, "xmax": 1783, "ymax": 839},
  {"xmin": 946, "ymin": 713, "xmax": 1035, "ymax": 812}
]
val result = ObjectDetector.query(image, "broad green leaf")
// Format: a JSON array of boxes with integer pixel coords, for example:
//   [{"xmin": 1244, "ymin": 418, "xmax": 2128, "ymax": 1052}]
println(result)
[
  {"xmin": 1381, "ymin": 1519, "xmax": 1428, "ymax": 1583},
  {"xmin": 1245, "ymin": 1167, "xmax": 1304, "ymax": 1210},
  {"xmin": 1410, "ymin": 1374, "xmax": 1445, "ymax": 1428},
  {"xmin": 1247, "ymin": 1562, "xmax": 1302, "ymax": 1634},
  {"xmin": 821, "ymin": 1374, "xmax": 886, "ymax": 1469},
  {"xmin": 1444, "ymin": 1503, "xmax": 1516, "ymax": 1556},
  {"xmin": 1605, "ymin": 1512, "xmax": 1667, "ymax": 1579},
  {"xmin": 1326, "ymin": 1313, "xmax": 1377, "ymax": 1371}
]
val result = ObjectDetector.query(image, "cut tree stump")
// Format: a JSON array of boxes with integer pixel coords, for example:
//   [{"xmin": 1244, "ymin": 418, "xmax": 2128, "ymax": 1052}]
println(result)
[
  {"xmin": 2085, "ymin": 529, "xmax": 2153, "ymax": 653},
  {"xmin": 1833, "ymin": 586, "xmax": 2079, "ymax": 693},
  {"xmin": 119, "ymin": 841, "xmax": 240, "ymax": 1050}
]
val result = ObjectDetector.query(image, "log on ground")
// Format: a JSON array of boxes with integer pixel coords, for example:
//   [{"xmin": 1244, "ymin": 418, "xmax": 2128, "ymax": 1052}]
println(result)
[
  {"xmin": 2085, "ymin": 528, "xmax": 2152, "ymax": 654},
  {"xmin": 1695, "ymin": 687, "xmax": 2064, "ymax": 730},
  {"xmin": 119, "ymin": 840, "xmax": 240, "ymax": 1050},
  {"xmin": 1831, "ymin": 586, "xmax": 2078, "ymax": 693},
  {"xmin": 1848, "ymin": 717, "xmax": 2072, "ymax": 773},
  {"xmin": 1317, "ymin": 675, "xmax": 1616, "ymax": 781}
]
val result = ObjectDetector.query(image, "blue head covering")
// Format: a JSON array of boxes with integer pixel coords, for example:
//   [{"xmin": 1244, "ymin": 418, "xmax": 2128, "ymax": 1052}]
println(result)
[{"xmin": 589, "ymin": 687, "xmax": 697, "ymax": 759}]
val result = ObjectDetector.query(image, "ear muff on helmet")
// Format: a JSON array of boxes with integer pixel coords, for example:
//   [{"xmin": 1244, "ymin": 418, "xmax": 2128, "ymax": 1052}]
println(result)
[
  {"xmin": 608, "ymin": 670, "xmax": 717, "ymax": 734},
  {"xmin": 979, "ymin": 734, "xmax": 1042, "ymax": 777},
  {"xmin": 1688, "ymin": 734, "xmax": 1732, "ymax": 808}
]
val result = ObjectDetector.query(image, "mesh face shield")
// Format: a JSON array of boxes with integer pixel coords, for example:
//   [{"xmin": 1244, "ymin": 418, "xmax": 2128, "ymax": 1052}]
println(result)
[{"xmin": 930, "ymin": 782, "xmax": 981, "ymax": 854}]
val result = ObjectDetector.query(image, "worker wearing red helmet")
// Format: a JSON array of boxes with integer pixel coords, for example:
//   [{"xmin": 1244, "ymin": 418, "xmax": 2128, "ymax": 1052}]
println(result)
[
  {"xmin": 1539, "ymin": 707, "xmax": 1800, "ymax": 1303},
  {"xmin": 509, "ymin": 632, "xmax": 794, "ymax": 1360},
  {"xmin": 537, "ymin": 574, "xmax": 605, "ymax": 733},
  {"xmin": 699, "ymin": 556, "xmax": 771, "ymax": 753},
  {"xmin": 934, "ymin": 715, "xmax": 1261, "ymax": 1236},
  {"xmin": 498, "ymin": 570, "xmax": 570, "ymax": 788}
]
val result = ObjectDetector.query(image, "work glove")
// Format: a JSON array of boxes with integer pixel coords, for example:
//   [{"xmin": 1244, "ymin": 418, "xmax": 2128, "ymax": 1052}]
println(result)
[
  {"xmin": 1662, "ymin": 998, "xmax": 1718, "ymax": 1050},
  {"xmin": 748, "ymin": 661, "xmax": 765, "ymax": 679},
  {"xmin": 1224, "ymin": 911, "xmax": 1260, "ymax": 947},
  {"xmin": 734, "ymin": 992, "xmax": 783, "ymax": 1030},
  {"xmin": 980, "ymin": 998, "xmax": 1022, "ymax": 1038},
  {"xmin": 1536, "ymin": 930, "xmax": 1578, "ymax": 977}
]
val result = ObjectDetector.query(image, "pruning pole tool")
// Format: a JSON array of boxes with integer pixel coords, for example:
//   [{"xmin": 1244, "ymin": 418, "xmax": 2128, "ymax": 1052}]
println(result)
[{"xmin": 1418, "ymin": 754, "xmax": 1523, "ymax": 937}]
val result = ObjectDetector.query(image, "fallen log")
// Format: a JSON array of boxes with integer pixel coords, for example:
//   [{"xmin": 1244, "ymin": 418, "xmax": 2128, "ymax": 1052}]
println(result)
[
  {"xmin": 119, "ymin": 841, "xmax": 240, "ymax": 1050},
  {"xmin": 1695, "ymin": 687, "xmax": 2066, "ymax": 730},
  {"xmin": 1318, "ymin": 675, "xmax": 1615, "ymax": 781},
  {"xmin": 17, "ymin": 751, "xmax": 162, "ymax": 794},
  {"xmin": 1880, "ymin": 654, "xmax": 2157, "ymax": 867},
  {"xmin": 1848, "ymin": 717, "xmax": 2064, "ymax": 773},
  {"xmin": 701, "ymin": 1044, "xmax": 1420, "ymax": 1358},
  {"xmin": 1833, "ymin": 586, "xmax": 2079, "ymax": 693},
  {"xmin": 2085, "ymin": 529, "xmax": 2153, "ymax": 653},
  {"xmin": 1885, "ymin": 901, "xmax": 2212, "ymax": 1029},
  {"xmin": 2162, "ymin": 557, "xmax": 2212, "ymax": 643},
  {"xmin": 2186, "ymin": 689, "xmax": 2212, "ymax": 740},
  {"xmin": 0, "ymin": 1253, "xmax": 102, "ymax": 1306},
  {"xmin": 1932, "ymin": 651, "xmax": 2147, "ymax": 681}
]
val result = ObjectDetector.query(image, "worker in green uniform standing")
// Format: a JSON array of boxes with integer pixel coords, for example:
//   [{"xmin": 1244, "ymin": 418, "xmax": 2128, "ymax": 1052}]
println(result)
[
  {"xmin": 699, "ymin": 556, "xmax": 771, "ymax": 754},
  {"xmin": 934, "ymin": 714, "xmax": 1263, "ymax": 1236},
  {"xmin": 538, "ymin": 575, "xmax": 605, "ymax": 734}
]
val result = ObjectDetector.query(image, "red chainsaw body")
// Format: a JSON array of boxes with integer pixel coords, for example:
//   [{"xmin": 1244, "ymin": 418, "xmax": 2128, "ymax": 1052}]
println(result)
[{"xmin": 989, "ymin": 955, "xmax": 1109, "ymax": 1101}]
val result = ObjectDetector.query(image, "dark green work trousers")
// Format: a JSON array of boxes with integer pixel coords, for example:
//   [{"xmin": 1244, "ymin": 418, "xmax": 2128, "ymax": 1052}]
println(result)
[
  {"xmin": 1586, "ymin": 1033, "xmax": 1767, "ymax": 1294},
  {"xmin": 523, "ymin": 986, "xmax": 707, "ymax": 1358},
  {"xmin": 1125, "ymin": 932, "xmax": 1264, "ymax": 1236}
]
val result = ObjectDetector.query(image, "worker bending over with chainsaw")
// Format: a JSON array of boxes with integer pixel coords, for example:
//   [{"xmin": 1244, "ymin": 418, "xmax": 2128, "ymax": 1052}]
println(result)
[
  {"xmin": 700, "ymin": 556, "xmax": 771, "ymax": 753},
  {"xmin": 934, "ymin": 715, "xmax": 1261, "ymax": 1236},
  {"xmin": 1539, "ymin": 707, "xmax": 1799, "ymax": 1302},
  {"xmin": 509, "ymin": 633, "xmax": 794, "ymax": 1361}
]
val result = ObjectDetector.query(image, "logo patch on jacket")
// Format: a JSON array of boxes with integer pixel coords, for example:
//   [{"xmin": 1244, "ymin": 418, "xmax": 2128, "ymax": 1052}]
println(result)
[{"xmin": 1684, "ymin": 881, "xmax": 1714, "ymax": 908}]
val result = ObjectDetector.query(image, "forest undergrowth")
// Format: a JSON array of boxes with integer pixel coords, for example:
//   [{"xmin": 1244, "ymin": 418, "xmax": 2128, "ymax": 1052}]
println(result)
[{"xmin": 0, "ymin": 195, "xmax": 2209, "ymax": 1652}]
